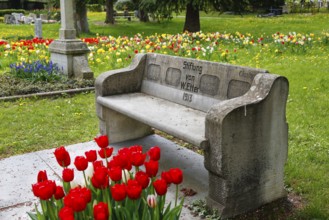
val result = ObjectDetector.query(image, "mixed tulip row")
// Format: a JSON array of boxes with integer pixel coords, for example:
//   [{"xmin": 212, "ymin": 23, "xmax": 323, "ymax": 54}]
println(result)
[
  {"xmin": 1, "ymin": 31, "xmax": 328, "ymax": 71},
  {"xmin": 30, "ymin": 135, "xmax": 184, "ymax": 220}
]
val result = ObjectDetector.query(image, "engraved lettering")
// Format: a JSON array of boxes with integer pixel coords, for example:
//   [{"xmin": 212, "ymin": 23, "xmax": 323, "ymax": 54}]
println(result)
[
  {"xmin": 182, "ymin": 92, "xmax": 193, "ymax": 102},
  {"xmin": 183, "ymin": 61, "xmax": 202, "ymax": 74}
]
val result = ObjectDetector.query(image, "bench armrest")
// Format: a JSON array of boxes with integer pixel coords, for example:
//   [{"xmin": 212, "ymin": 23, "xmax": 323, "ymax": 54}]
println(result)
[
  {"xmin": 204, "ymin": 74, "xmax": 289, "ymax": 177},
  {"xmin": 95, "ymin": 53, "xmax": 147, "ymax": 97}
]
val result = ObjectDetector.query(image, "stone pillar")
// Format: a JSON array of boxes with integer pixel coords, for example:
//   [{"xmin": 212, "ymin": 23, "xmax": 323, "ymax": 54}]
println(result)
[
  {"xmin": 35, "ymin": 18, "xmax": 42, "ymax": 39},
  {"xmin": 48, "ymin": 0, "xmax": 93, "ymax": 79}
]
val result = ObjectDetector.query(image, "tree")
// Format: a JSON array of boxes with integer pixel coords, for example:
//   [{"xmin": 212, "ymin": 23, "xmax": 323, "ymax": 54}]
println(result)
[
  {"xmin": 76, "ymin": 0, "xmax": 90, "ymax": 34},
  {"xmin": 105, "ymin": 0, "xmax": 115, "ymax": 24}
]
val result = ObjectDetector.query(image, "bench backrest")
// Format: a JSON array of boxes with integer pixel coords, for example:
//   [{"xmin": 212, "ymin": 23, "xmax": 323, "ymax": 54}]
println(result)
[{"xmin": 141, "ymin": 53, "xmax": 268, "ymax": 112}]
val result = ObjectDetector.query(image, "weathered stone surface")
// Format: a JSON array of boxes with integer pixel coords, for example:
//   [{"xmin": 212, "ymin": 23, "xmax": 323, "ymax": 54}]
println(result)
[
  {"xmin": 95, "ymin": 53, "xmax": 289, "ymax": 218},
  {"xmin": 48, "ymin": 0, "xmax": 93, "ymax": 79},
  {"xmin": 34, "ymin": 18, "xmax": 42, "ymax": 38}
]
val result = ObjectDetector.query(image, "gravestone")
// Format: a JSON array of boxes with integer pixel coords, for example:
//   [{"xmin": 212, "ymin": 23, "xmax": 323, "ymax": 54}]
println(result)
[
  {"xmin": 35, "ymin": 19, "xmax": 42, "ymax": 38},
  {"xmin": 48, "ymin": 0, "xmax": 93, "ymax": 79},
  {"xmin": 40, "ymin": 14, "xmax": 48, "ymax": 21},
  {"xmin": 28, "ymin": 13, "xmax": 37, "ymax": 22}
]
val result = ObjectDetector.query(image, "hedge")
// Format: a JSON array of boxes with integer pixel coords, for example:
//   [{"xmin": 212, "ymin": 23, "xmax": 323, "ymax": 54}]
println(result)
[{"xmin": 0, "ymin": 9, "xmax": 26, "ymax": 17}]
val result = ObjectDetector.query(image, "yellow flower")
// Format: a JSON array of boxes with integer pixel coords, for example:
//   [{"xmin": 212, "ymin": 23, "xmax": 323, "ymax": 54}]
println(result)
[
  {"xmin": 117, "ymin": 58, "xmax": 122, "ymax": 63},
  {"xmin": 96, "ymin": 58, "xmax": 101, "ymax": 63}
]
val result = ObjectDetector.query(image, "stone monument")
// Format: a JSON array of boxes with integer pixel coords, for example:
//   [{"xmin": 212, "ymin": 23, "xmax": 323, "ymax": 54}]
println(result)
[
  {"xmin": 49, "ymin": 0, "xmax": 93, "ymax": 79},
  {"xmin": 35, "ymin": 18, "xmax": 42, "ymax": 38}
]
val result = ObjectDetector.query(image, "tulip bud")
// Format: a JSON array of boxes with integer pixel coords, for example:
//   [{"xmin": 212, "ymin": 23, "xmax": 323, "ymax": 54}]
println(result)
[{"xmin": 147, "ymin": 194, "xmax": 157, "ymax": 208}]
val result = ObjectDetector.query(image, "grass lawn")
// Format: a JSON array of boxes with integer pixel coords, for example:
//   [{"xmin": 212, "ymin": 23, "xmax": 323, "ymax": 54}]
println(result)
[{"xmin": 1, "ymin": 12, "xmax": 329, "ymax": 218}]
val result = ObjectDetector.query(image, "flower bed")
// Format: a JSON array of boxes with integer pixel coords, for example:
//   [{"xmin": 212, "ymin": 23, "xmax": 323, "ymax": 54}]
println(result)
[{"xmin": 30, "ymin": 135, "xmax": 184, "ymax": 220}]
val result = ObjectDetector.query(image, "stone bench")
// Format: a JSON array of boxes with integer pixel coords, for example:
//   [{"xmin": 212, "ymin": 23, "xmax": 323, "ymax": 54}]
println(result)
[{"xmin": 95, "ymin": 53, "xmax": 289, "ymax": 218}]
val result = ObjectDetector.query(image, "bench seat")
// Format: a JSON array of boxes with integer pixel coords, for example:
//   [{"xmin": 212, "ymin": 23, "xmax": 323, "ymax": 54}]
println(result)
[{"xmin": 97, "ymin": 93, "xmax": 208, "ymax": 149}]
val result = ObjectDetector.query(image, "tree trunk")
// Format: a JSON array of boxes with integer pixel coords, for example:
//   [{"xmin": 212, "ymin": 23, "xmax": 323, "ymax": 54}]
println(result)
[
  {"xmin": 76, "ymin": 1, "xmax": 90, "ymax": 34},
  {"xmin": 139, "ymin": 9, "xmax": 149, "ymax": 22},
  {"xmin": 183, "ymin": 2, "xmax": 200, "ymax": 32},
  {"xmin": 105, "ymin": 0, "xmax": 115, "ymax": 24}
]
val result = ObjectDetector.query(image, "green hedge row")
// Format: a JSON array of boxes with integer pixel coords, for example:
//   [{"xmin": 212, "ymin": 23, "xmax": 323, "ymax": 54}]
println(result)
[
  {"xmin": 86, "ymin": 4, "xmax": 103, "ymax": 12},
  {"xmin": 0, "ymin": 9, "xmax": 26, "ymax": 17}
]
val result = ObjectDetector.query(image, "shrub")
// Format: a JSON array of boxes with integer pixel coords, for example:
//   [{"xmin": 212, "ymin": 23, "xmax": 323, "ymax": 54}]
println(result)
[
  {"xmin": 115, "ymin": 0, "xmax": 135, "ymax": 11},
  {"xmin": 87, "ymin": 4, "xmax": 104, "ymax": 12},
  {"xmin": 9, "ymin": 60, "xmax": 63, "ymax": 83},
  {"xmin": 0, "ymin": 9, "xmax": 26, "ymax": 17}
]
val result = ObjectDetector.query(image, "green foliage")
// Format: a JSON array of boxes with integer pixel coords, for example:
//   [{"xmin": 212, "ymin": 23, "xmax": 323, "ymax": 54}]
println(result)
[
  {"xmin": 115, "ymin": 0, "xmax": 136, "ymax": 11},
  {"xmin": 0, "ymin": 9, "xmax": 26, "ymax": 17},
  {"xmin": 0, "ymin": 74, "xmax": 94, "ymax": 97},
  {"xmin": 87, "ymin": 4, "xmax": 104, "ymax": 12}
]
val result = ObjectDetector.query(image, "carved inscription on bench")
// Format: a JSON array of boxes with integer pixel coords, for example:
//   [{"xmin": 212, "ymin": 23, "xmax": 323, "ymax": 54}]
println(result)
[
  {"xmin": 180, "ymin": 61, "xmax": 203, "ymax": 103},
  {"xmin": 227, "ymin": 80, "xmax": 251, "ymax": 99}
]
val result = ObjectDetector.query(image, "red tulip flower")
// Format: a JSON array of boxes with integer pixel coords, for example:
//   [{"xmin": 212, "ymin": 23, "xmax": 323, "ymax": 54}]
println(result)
[
  {"xmin": 94, "ymin": 135, "xmax": 109, "ymax": 148},
  {"xmin": 126, "ymin": 180, "xmax": 142, "ymax": 200},
  {"xmin": 148, "ymin": 146, "xmax": 160, "ymax": 161},
  {"xmin": 54, "ymin": 146, "xmax": 71, "ymax": 167},
  {"xmin": 74, "ymin": 156, "xmax": 88, "ymax": 171},
  {"xmin": 98, "ymin": 147, "xmax": 114, "ymax": 159},
  {"xmin": 62, "ymin": 168, "xmax": 74, "ymax": 182},
  {"xmin": 64, "ymin": 187, "xmax": 91, "ymax": 212},
  {"xmin": 131, "ymin": 151, "xmax": 147, "ymax": 167},
  {"xmin": 144, "ymin": 160, "xmax": 158, "ymax": 177},
  {"xmin": 135, "ymin": 171, "xmax": 150, "ymax": 189},
  {"xmin": 93, "ymin": 202, "xmax": 110, "ymax": 220},
  {"xmin": 54, "ymin": 185, "xmax": 65, "ymax": 200},
  {"xmin": 153, "ymin": 179, "xmax": 167, "ymax": 196},
  {"xmin": 93, "ymin": 160, "xmax": 104, "ymax": 170},
  {"xmin": 161, "ymin": 171, "xmax": 173, "ymax": 185},
  {"xmin": 32, "ymin": 180, "xmax": 56, "ymax": 200},
  {"xmin": 85, "ymin": 150, "xmax": 97, "ymax": 162},
  {"xmin": 37, "ymin": 170, "xmax": 48, "ymax": 183},
  {"xmin": 108, "ymin": 166, "xmax": 122, "ymax": 182},
  {"xmin": 169, "ymin": 168, "xmax": 183, "ymax": 184},
  {"xmin": 91, "ymin": 166, "xmax": 109, "ymax": 189},
  {"xmin": 59, "ymin": 207, "xmax": 74, "ymax": 220},
  {"xmin": 110, "ymin": 183, "xmax": 126, "ymax": 201}
]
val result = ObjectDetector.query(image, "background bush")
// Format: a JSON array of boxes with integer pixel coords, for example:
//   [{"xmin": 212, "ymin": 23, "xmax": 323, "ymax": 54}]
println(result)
[
  {"xmin": 87, "ymin": 4, "xmax": 104, "ymax": 12},
  {"xmin": 115, "ymin": 0, "xmax": 135, "ymax": 11},
  {"xmin": 0, "ymin": 9, "xmax": 26, "ymax": 17}
]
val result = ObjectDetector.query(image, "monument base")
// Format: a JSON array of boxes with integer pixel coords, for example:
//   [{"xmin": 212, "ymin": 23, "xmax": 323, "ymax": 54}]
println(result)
[{"xmin": 49, "ymin": 39, "xmax": 93, "ymax": 79}]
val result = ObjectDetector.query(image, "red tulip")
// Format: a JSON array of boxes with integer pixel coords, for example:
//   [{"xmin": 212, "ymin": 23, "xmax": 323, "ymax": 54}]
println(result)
[
  {"xmin": 93, "ymin": 160, "xmax": 104, "ymax": 170},
  {"xmin": 59, "ymin": 206, "xmax": 74, "ymax": 220},
  {"xmin": 94, "ymin": 135, "xmax": 109, "ymax": 148},
  {"xmin": 110, "ymin": 154, "xmax": 132, "ymax": 171},
  {"xmin": 169, "ymin": 168, "xmax": 183, "ymax": 184},
  {"xmin": 131, "ymin": 151, "xmax": 147, "ymax": 167},
  {"xmin": 110, "ymin": 183, "xmax": 126, "ymax": 201},
  {"xmin": 54, "ymin": 186, "xmax": 65, "ymax": 200},
  {"xmin": 144, "ymin": 160, "xmax": 158, "ymax": 177},
  {"xmin": 62, "ymin": 168, "xmax": 74, "ymax": 182},
  {"xmin": 85, "ymin": 150, "xmax": 97, "ymax": 162},
  {"xmin": 126, "ymin": 180, "xmax": 142, "ymax": 200},
  {"xmin": 153, "ymin": 179, "xmax": 167, "ymax": 196},
  {"xmin": 93, "ymin": 202, "xmax": 110, "ymax": 220},
  {"xmin": 64, "ymin": 186, "xmax": 91, "ymax": 212},
  {"xmin": 74, "ymin": 156, "xmax": 88, "ymax": 171},
  {"xmin": 98, "ymin": 147, "xmax": 114, "ymax": 159},
  {"xmin": 108, "ymin": 166, "xmax": 122, "ymax": 182},
  {"xmin": 91, "ymin": 167, "xmax": 109, "ymax": 189},
  {"xmin": 135, "ymin": 171, "xmax": 150, "ymax": 189},
  {"xmin": 161, "ymin": 171, "xmax": 173, "ymax": 185},
  {"xmin": 54, "ymin": 146, "xmax": 71, "ymax": 167},
  {"xmin": 129, "ymin": 145, "xmax": 143, "ymax": 153},
  {"xmin": 37, "ymin": 170, "xmax": 48, "ymax": 183},
  {"xmin": 148, "ymin": 146, "xmax": 160, "ymax": 161},
  {"xmin": 32, "ymin": 180, "xmax": 56, "ymax": 200}
]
